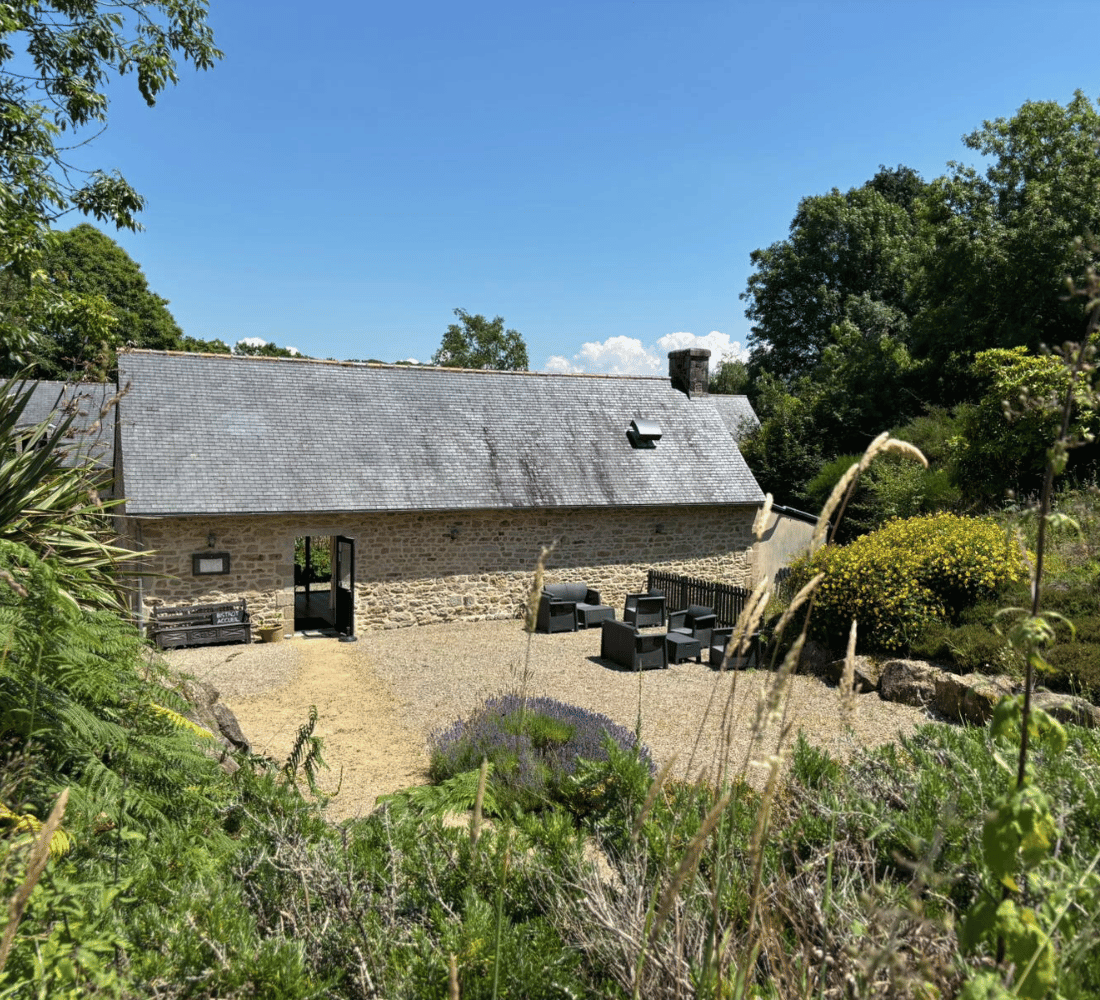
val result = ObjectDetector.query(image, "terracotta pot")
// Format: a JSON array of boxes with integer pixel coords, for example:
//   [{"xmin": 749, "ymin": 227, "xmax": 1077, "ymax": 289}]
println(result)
[{"xmin": 257, "ymin": 625, "xmax": 283, "ymax": 643}]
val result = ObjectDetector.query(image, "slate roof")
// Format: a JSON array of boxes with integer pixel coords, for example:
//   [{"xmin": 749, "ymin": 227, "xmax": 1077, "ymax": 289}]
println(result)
[
  {"xmin": 10, "ymin": 380, "xmax": 115, "ymax": 472},
  {"xmin": 117, "ymin": 350, "xmax": 764, "ymax": 517},
  {"xmin": 701, "ymin": 394, "xmax": 759, "ymax": 441}
]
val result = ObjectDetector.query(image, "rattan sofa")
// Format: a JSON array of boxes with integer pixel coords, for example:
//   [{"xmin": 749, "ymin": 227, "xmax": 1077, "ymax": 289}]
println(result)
[{"xmin": 537, "ymin": 583, "xmax": 614, "ymax": 632}]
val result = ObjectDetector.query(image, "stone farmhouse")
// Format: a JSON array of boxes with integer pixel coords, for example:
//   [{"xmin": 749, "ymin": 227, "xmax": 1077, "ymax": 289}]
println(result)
[{"xmin": 113, "ymin": 347, "xmax": 766, "ymax": 636}]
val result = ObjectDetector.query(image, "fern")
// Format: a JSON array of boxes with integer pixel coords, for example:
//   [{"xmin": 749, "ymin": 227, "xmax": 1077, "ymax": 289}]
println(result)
[
  {"xmin": 1, "ymin": 539, "xmax": 228, "ymax": 832},
  {"xmin": 379, "ymin": 764, "xmax": 502, "ymax": 820},
  {"xmin": 282, "ymin": 705, "xmax": 327, "ymax": 793},
  {"xmin": 148, "ymin": 704, "xmax": 214, "ymax": 741},
  {"xmin": 0, "ymin": 801, "xmax": 71, "ymax": 858}
]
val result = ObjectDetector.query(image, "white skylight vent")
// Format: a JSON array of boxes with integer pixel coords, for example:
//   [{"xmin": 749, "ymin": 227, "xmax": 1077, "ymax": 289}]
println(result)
[{"xmin": 628, "ymin": 418, "xmax": 662, "ymax": 449}]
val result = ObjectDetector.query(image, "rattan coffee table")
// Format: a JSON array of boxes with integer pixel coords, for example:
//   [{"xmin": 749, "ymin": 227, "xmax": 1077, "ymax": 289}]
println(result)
[{"xmin": 664, "ymin": 632, "xmax": 702, "ymax": 664}]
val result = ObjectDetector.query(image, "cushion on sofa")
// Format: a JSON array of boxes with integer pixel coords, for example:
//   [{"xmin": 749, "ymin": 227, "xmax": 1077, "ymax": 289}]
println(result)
[{"xmin": 543, "ymin": 583, "xmax": 590, "ymax": 603}]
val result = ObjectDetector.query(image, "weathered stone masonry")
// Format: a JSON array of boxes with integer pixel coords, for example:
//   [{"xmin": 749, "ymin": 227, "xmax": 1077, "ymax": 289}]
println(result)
[{"xmin": 128, "ymin": 504, "xmax": 757, "ymax": 633}]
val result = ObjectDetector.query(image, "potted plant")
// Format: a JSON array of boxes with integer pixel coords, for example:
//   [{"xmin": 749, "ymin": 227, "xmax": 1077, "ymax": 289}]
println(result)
[{"xmin": 254, "ymin": 613, "xmax": 284, "ymax": 643}]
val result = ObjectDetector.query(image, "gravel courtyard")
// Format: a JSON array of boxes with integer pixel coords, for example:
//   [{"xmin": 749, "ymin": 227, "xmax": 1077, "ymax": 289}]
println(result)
[{"xmin": 163, "ymin": 621, "xmax": 932, "ymax": 822}]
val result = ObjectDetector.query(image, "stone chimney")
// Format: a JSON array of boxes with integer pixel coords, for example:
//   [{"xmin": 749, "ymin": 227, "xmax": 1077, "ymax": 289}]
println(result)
[{"xmin": 668, "ymin": 348, "xmax": 710, "ymax": 398}]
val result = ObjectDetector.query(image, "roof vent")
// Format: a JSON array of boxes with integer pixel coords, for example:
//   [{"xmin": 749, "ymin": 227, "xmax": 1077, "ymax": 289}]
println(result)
[{"xmin": 628, "ymin": 418, "xmax": 662, "ymax": 449}]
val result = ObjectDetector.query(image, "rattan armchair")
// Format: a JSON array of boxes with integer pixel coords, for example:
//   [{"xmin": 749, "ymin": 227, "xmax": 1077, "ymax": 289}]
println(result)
[
  {"xmin": 600, "ymin": 620, "xmax": 668, "ymax": 670},
  {"xmin": 668, "ymin": 604, "xmax": 717, "ymax": 650},
  {"xmin": 623, "ymin": 591, "xmax": 665, "ymax": 628}
]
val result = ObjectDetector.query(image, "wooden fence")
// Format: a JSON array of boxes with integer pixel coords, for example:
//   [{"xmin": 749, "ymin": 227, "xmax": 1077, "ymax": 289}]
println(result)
[{"xmin": 645, "ymin": 570, "xmax": 750, "ymax": 627}]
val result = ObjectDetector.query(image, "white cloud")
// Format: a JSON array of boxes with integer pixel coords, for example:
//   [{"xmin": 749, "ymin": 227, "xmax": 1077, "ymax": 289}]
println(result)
[
  {"xmin": 545, "ymin": 336, "xmax": 660, "ymax": 376},
  {"xmin": 234, "ymin": 336, "xmax": 301, "ymax": 356},
  {"xmin": 542, "ymin": 331, "xmax": 746, "ymax": 376}
]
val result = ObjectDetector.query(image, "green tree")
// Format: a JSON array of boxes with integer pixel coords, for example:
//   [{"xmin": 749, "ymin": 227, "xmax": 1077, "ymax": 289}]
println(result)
[
  {"xmin": 0, "ymin": 1, "xmax": 221, "ymax": 370},
  {"xmin": 738, "ymin": 372, "xmax": 822, "ymax": 509},
  {"xmin": 742, "ymin": 165, "xmax": 931, "ymax": 385},
  {"xmin": 912, "ymin": 91, "xmax": 1100, "ymax": 402},
  {"xmin": 806, "ymin": 312, "xmax": 922, "ymax": 454},
  {"xmin": 708, "ymin": 357, "xmax": 749, "ymax": 394},
  {"xmin": 232, "ymin": 338, "xmax": 303, "ymax": 359},
  {"xmin": 10, "ymin": 223, "xmax": 187, "ymax": 378},
  {"xmin": 432, "ymin": 308, "xmax": 528, "ymax": 370},
  {"xmin": 953, "ymin": 346, "xmax": 1100, "ymax": 504}
]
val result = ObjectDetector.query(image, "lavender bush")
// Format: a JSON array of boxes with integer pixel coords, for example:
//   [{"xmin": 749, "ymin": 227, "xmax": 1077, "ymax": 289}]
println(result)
[{"xmin": 428, "ymin": 694, "xmax": 653, "ymax": 813}]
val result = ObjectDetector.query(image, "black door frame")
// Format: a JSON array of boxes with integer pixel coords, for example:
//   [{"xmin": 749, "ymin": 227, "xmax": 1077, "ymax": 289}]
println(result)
[{"xmin": 333, "ymin": 535, "xmax": 356, "ymax": 641}]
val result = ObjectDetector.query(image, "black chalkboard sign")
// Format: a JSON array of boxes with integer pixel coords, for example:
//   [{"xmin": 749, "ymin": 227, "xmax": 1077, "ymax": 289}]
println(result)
[{"xmin": 213, "ymin": 609, "xmax": 240, "ymax": 625}]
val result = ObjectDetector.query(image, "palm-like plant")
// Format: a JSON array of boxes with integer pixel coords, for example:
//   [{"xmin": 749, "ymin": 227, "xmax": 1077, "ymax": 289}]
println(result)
[
  {"xmin": 0, "ymin": 376, "xmax": 224, "ymax": 827},
  {"xmin": 0, "ymin": 376, "xmax": 130, "ymax": 611}
]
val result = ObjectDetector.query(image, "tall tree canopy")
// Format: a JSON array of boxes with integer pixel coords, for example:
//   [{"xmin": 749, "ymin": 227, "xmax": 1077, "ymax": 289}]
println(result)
[
  {"xmin": 742, "ymin": 165, "xmax": 931, "ymax": 385},
  {"xmin": 432, "ymin": 308, "xmax": 529, "ymax": 370},
  {"xmin": 27, "ymin": 223, "xmax": 184, "ymax": 377},
  {"xmin": 737, "ymin": 93, "xmax": 1100, "ymax": 516},
  {"xmin": 0, "ymin": 1, "xmax": 221, "ymax": 372},
  {"xmin": 912, "ymin": 90, "xmax": 1100, "ymax": 401}
]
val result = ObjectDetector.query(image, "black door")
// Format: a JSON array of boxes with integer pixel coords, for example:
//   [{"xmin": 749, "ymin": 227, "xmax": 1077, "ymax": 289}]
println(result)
[{"xmin": 334, "ymin": 535, "xmax": 355, "ymax": 638}]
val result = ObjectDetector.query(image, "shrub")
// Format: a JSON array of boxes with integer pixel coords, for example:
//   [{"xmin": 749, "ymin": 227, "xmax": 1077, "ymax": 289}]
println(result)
[
  {"xmin": 428, "ymin": 695, "xmax": 652, "ymax": 814},
  {"xmin": 943, "ymin": 624, "xmax": 1014, "ymax": 674},
  {"xmin": 805, "ymin": 452, "xmax": 961, "ymax": 540},
  {"xmin": 911, "ymin": 621, "xmax": 1016, "ymax": 675},
  {"xmin": 952, "ymin": 347, "xmax": 1100, "ymax": 503},
  {"xmin": 1045, "ymin": 636, "xmax": 1100, "ymax": 700},
  {"xmin": 909, "ymin": 622, "xmax": 953, "ymax": 663},
  {"xmin": 790, "ymin": 513, "xmax": 1026, "ymax": 653}
]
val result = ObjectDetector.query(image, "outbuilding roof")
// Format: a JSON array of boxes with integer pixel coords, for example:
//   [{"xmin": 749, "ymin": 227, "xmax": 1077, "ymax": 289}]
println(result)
[
  {"xmin": 11, "ymin": 380, "xmax": 115, "ymax": 472},
  {"xmin": 701, "ymin": 394, "xmax": 759, "ymax": 441},
  {"xmin": 116, "ymin": 350, "xmax": 764, "ymax": 516}
]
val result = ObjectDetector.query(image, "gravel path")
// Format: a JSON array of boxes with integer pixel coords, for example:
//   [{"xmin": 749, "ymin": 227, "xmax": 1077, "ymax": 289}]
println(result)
[{"xmin": 163, "ymin": 621, "xmax": 932, "ymax": 822}]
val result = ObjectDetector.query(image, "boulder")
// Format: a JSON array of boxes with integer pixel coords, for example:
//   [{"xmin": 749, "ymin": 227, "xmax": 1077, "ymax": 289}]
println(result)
[
  {"xmin": 878, "ymin": 660, "xmax": 944, "ymax": 709},
  {"xmin": 823, "ymin": 655, "xmax": 885, "ymax": 693},
  {"xmin": 163, "ymin": 675, "xmax": 252, "ymax": 771},
  {"xmin": 213, "ymin": 702, "xmax": 251, "ymax": 753},
  {"xmin": 1032, "ymin": 691, "xmax": 1100, "ymax": 729},
  {"xmin": 795, "ymin": 639, "xmax": 833, "ymax": 676},
  {"xmin": 933, "ymin": 673, "xmax": 1016, "ymax": 725}
]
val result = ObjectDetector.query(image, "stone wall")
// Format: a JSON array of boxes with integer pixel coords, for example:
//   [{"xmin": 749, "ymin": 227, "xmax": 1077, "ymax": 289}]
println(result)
[{"xmin": 126, "ymin": 504, "xmax": 757, "ymax": 634}]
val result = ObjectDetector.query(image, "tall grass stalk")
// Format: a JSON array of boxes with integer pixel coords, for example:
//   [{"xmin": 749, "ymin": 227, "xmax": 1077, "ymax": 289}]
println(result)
[
  {"xmin": 0, "ymin": 787, "xmax": 69, "ymax": 973},
  {"xmin": 689, "ymin": 576, "xmax": 769, "ymax": 782}
]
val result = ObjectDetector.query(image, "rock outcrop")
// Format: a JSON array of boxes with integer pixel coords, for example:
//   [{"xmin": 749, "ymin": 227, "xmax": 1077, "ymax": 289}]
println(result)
[
  {"xmin": 823, "ymin": 655, "xmax": 885, "ymax": 693},
  {"xmin": 172, "ymin": 677, "xmax": 253, "ymax": 772},
  {"xmin": 819, "ymin": 655, "xmax": 1099, "ymax": 730},
  {"xmin": 878, "ymin": 660, "xmax": 943, "ymax": 709},
  {"xmin": 932, "ymin": 672, "xmax": 1015, "ymax": 725},
  {"xmin": 1031, "ymin": 691, "xmax": 1100, "ymax": 729}
]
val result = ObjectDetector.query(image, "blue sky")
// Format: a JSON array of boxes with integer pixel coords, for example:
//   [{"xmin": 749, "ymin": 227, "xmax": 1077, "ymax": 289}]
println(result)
[{"xmin": 84, "ymin": 0, "xmax": 1096, "ymax": 374}]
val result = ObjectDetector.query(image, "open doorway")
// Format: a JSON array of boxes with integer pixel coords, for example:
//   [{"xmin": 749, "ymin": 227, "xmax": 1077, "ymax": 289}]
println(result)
[
  {"xmin": 294, "ymin": 535, "xmax": 334, "ymax": 631},
  {"xmin": 293, "ymin": 535, "xmax": 355, "ymax": 637}
]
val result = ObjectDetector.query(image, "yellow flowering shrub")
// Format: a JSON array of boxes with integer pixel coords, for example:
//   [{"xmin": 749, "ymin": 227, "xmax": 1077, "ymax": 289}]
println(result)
[{"xmin": 789, "ymin": 513, "xmax": 1026, "ymax": 653}]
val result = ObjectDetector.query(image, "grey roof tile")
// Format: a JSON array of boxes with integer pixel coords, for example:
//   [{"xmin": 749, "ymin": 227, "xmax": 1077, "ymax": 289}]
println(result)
[
  {"xmin": 9, "ymin": 380, "xmax": 115, "ymax": 471},
  {"xmin": 701, "ymin": 394, "xmax": 759, "ymax": 440},
  {"xmin": 117, "ymin": 351, "xmax": 764, "ymax": 516}
]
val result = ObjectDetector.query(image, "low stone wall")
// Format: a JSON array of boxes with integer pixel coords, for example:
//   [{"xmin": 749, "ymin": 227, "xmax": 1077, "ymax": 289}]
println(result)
[{"xmin": 125, "ymin": 504, "xmax": 757, "ymax": 634}]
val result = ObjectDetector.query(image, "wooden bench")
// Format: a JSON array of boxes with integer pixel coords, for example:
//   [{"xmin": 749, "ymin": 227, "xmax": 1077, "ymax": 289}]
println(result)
[{"xmin": 148, "ymin": 599, "xmax": 252, "ymax": 649}]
